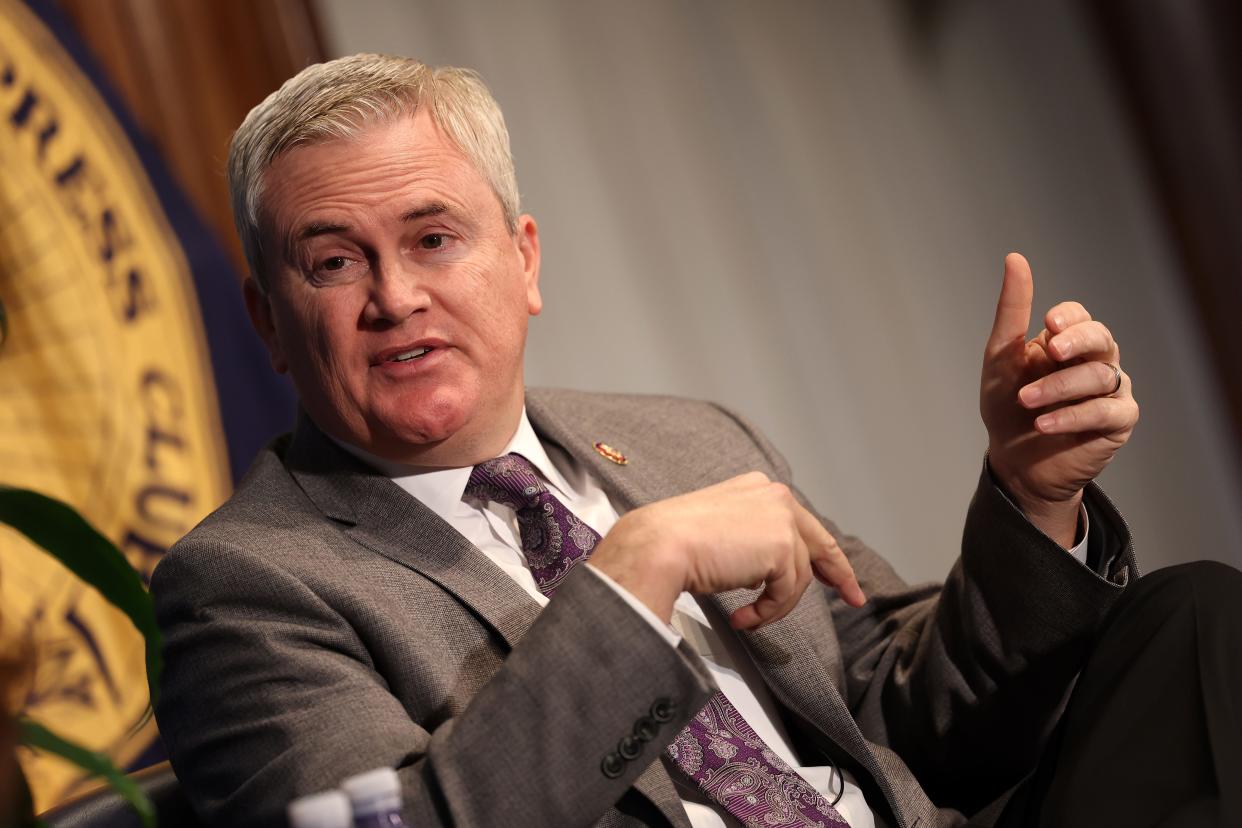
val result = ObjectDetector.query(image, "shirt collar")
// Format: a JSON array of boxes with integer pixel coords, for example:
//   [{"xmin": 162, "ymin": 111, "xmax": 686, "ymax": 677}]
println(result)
[{"xmin": 329, "ymin": 408, "xmax": 575, "ymax": 523}]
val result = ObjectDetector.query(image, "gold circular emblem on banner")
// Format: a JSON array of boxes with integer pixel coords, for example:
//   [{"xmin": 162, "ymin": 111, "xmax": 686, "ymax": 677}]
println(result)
[{"xmin": 0, "ymin": 0, "xmax": 230, "ymax": 810}]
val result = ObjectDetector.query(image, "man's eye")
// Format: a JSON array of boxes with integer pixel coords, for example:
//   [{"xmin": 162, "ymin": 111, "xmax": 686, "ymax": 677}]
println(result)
[
  {"xmin": 306, "ymin": 255, "xmax": 363, "ymax": 284},
  {"xmin": 419, "ymin": 234, "xmax": 445, "ymax": 250}
]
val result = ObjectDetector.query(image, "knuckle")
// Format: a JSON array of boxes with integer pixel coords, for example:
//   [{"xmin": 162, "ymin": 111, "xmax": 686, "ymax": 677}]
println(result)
[
  {"xmin": 1051, "ymin": 301, "xmax": 1079, "ymax": 322},
  {"xmin": 770, "ymin": 481, "xmax": 792, "ymax": 499},
  {"xmin": 1096, "ymin": 324, "xmax": 1115, "ymax": 350},
  {"xmin": 1077, "ymin": 323, "xmax": 1097, "ymax": 347},
  {"xmin": 741, "ymin": 470, "xmax": 770, "ymax": 486}
]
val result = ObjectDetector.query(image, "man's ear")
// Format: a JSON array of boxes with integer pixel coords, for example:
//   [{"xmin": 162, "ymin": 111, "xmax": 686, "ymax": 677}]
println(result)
[
  {"xmin": 243, "ymin": 277, "xmax": 288, "ymax": 374},
  {"xmin": 516, "ymin": 214, "xmax": 542, "ymax": 316}
]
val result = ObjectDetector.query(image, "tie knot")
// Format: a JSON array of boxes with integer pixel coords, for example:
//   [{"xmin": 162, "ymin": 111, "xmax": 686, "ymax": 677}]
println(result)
[
  {"xmin": 465, "ymin": 452, "xmax": 601, "ymax": 596},
  {"xmin": 466, "ymin": 453, "xmax": 547, "ymax": 512}
]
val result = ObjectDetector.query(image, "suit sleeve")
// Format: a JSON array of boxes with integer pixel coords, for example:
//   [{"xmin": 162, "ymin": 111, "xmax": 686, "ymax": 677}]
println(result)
[
  {"xmin": 152, "ymin": 540, "xmax": 715, "ymax": 828},
  {"xmin": 711, "ymin": 403, "xmax": 1137, "ymax": 815}
]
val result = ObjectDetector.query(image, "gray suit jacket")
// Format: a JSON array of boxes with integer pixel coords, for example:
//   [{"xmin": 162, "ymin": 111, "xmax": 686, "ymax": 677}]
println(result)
[{"xmin": 152, "ymin": 389, "xmax": 1136, "ymax": 828}]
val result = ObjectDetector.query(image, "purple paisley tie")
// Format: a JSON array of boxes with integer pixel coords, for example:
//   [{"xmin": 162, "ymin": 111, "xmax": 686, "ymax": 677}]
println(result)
[{"xmin": 466, "ymin": 454, "xmax": 850, "ymax": 827}]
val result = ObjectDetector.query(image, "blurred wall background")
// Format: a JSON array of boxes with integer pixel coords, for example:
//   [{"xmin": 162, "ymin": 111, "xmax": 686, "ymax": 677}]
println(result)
[{"xmin": 310, "ymin": 0, "xmax": 1242, "ymax": 581}]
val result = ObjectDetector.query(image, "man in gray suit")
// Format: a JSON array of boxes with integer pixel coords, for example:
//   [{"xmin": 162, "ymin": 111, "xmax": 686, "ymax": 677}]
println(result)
[{"xmin": 153, "ymin": 54, "xmax": 1240, "ymax": 828}]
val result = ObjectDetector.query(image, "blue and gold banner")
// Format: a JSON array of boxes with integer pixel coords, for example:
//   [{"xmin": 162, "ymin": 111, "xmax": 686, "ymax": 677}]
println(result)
[{"xmin": 0, "ymin": 0, "xmax": 295, "ymax": 810}]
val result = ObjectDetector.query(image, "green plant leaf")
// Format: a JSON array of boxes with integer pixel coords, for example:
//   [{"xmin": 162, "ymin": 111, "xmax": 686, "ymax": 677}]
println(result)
[
  {"xmin": 18, "ymin": 718, "xmax": 154, "ymax": 828},
  {"xmin": 0, "ymin": 487, "xmax": 161, "ymax": 702}
]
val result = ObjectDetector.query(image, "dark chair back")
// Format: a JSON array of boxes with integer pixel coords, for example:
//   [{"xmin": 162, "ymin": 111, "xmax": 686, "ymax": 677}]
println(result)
[{"xmin": 40, "ymin": 761, "xmax": 203, "ymax": 828}]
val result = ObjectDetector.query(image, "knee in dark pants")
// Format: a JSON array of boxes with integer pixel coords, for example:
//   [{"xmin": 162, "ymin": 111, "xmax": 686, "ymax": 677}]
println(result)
[
  {"xmin": 1014, "ymin": 561, "xmax": 1242, "ymax": 828},
  {"xmin": 1109, "ymin": 560, "xmax": 1242, "ymax": 632},
  {"xmin": 1165, "ymin": 559, "xmax": 1242, "ymax": 611}
]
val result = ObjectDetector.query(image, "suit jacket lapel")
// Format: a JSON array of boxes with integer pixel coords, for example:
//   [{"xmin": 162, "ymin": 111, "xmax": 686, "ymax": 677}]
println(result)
[
  {"xmin": 284, "ymin": 412, "xmax": 542, "ymax": 650},
  {"xmin": 710, "ymin": 590, "xmax": 877, "ymax": 767}
]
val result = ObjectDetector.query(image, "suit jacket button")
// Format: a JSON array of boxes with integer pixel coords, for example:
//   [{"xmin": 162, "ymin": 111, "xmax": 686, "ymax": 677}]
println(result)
[
  {"xmin": 650, "ymin": 698, "xmax": 677, "ymax": 723},
  {"xmin": 633, "ymin": 715, "xmax": 659, "ymax": 742},
  {"xmin": 601, "ymin": 752, "xmax": 625, "ymax": 779},
  {"xmin": 618, "ymin": 734, "xmax": 643, "ymax": 760}
]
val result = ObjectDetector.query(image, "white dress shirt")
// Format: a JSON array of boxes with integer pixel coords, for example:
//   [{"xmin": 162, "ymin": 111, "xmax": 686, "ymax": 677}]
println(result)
[{"xmin": 339, "ymin": 410, "xmax": 1091, "ymax": 827}]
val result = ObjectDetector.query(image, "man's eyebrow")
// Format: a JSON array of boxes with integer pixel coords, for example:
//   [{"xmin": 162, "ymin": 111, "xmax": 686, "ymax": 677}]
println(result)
[
  {"xmin": 401, "ymin": 202, "xmax": 450, "ymax": 222},
  {"xmin": 295, "ymin": 221, "xmax": 350, "ymax": 242}
]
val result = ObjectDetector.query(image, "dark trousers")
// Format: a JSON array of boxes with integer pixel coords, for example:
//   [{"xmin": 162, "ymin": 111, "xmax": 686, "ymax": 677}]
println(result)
[{"xmin": 995, "ymin": 561, "xmax": 1242, "ymax": 828}]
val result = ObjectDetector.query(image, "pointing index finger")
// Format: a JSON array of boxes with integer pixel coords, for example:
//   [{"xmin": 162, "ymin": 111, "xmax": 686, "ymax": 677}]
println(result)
[
  {"xmin": 794, "ymin": 501, "xmax": 866, "ymax": 607},
  {"xmin": 987, "ymin": 253, "xmax": 1034, "ymax": 356}
]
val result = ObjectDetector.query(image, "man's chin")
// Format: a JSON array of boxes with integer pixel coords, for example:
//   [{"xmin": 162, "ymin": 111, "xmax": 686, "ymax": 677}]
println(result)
[
  {"xmin": 328, "ymin": 385, "xmax": 519, "ymax": 465},
  {"xmin": 372, "ymin": 418, "xmax": 463, "ymax": 453},
  {"xmin": 364, "ymin": 404, "xmax": 484, "ymax": 463}
]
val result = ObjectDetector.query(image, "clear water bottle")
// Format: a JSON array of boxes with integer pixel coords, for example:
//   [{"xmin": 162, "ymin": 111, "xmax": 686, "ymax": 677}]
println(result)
[
  {"xmin": 287, "ymin": 790, "xmax": 352, "ymax": 828},
  {"xmin": 341, "ymin": 767, "xmax": 410, "ymax": 828}
]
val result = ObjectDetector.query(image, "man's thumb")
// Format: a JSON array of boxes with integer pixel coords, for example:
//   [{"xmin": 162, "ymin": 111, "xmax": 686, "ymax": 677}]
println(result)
[{"xmin": 987, "ymin": 252, "xmax": 1034, "ymax": 353}]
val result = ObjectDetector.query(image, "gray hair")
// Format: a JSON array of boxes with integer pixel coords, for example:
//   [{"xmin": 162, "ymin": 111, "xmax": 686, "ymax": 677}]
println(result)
[{"xmin": 227, "ymin": 53, "xmax": 520, "ymax": 291}]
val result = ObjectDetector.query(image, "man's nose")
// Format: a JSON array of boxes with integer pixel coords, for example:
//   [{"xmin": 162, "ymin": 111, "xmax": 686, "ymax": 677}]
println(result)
[{"xmin": 362, "ymin": 258, "xmax": 430, "ymax": 326}]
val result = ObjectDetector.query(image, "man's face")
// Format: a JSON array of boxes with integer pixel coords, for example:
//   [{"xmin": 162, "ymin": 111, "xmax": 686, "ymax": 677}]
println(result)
[{"xmin": 247, "ymin": 111, "xmax": 541, "ymax": 465}]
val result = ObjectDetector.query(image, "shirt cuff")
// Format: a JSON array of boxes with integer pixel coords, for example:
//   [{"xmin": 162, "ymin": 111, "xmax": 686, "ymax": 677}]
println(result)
[
  {"xmin": 1067, "ymin": 504, "xmax": 1090, "ymax": 567},
  {"xmin": 585, "ymin": 564, "xmax": 683, "ymax": 648}
]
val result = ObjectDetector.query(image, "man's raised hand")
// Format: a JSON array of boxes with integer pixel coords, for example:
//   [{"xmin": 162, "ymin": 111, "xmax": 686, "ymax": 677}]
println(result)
[
  {"xmin": 590, "ymin": 472, "xmax": 866, "ymax": 631},
  {"xmin": 980, "ymin": 253, "xmax": 1139, "ymax": 547}
]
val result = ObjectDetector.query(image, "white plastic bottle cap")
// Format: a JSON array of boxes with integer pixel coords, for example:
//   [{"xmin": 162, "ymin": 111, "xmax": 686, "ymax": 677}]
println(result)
[
  {"xmin": 287, "ymin": 790, "xmax": 351, "ymax": 828},
  {"xmin": 341, "ymin": 766, "xmax": 403, "ymax": 816}
]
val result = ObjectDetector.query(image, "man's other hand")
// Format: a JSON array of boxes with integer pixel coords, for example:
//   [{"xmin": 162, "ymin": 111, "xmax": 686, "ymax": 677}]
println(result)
[
  {"xmin": 981, "ymin": 252, "xmax": 1140, "ymax": 548},
  {"xmin": 590, "ymin": 472, "xmax": 866, "ymax": 630}
]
